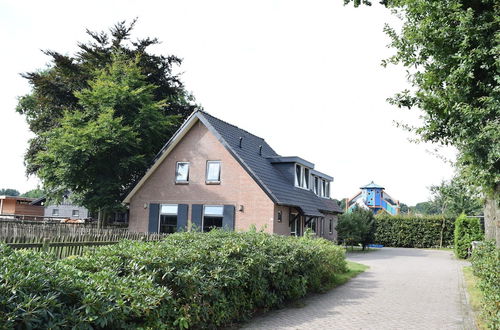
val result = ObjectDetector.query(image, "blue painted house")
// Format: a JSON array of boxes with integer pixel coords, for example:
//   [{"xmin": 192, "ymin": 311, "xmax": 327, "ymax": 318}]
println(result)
[{"xmin": 347, "ymin": 181, "xmax": 400, "ymax": 215}]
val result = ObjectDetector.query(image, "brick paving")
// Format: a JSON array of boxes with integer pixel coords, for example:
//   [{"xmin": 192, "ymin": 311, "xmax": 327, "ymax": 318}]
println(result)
[{"xmin": 241, "ymin": 248, "xmax": 474, "ymax": 330}]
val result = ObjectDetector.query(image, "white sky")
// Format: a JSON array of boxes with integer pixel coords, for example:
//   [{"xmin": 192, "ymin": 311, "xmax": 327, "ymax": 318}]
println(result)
[{"xmin": 0, "ymin": 0, "xmax": 456, "ymax": 205}]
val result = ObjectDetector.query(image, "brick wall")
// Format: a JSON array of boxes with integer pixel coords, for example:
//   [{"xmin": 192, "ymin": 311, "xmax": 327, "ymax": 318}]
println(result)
[{"xmin": 128, "ymin": 121, "xmax": 275, "ymax": 233}]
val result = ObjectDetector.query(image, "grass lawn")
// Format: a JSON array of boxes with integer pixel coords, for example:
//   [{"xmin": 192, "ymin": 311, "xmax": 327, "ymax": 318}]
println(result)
[
  {"xmin": 463, "ymin": 266, "xmax": 487, "ymax": 330},
  {"xmin": 331, "ymin": 261, "xmax": 369, "ymax": 287},
  {"xmin": 344, "ymin": 245, "xmax": 378, "ymax": 253}
]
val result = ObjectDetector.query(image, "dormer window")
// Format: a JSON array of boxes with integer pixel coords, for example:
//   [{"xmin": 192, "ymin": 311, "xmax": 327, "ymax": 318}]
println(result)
[
  {"xmin": 294, "ymin": 164, "xmax": 310, "ymax": 189},
  {"xmin": 313, "ymin": 176, "xmax": 319, "ymax": 194}
]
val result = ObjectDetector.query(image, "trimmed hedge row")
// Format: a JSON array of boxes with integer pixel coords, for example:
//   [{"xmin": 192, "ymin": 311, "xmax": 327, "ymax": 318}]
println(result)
[
  {"xmin": 0, "ymin": 230, "xmax": 347, "ymax": 329},
  {"xmin": 471, "ymin": 241, "xmax": 500, "ymax": 329},
  {"xmin": 454, "ymin": 214, "xmax": 483, "ymax": 259},
  {"xmin": 374, "ymin": 215, "xmax": 455, "ymax": 248}
]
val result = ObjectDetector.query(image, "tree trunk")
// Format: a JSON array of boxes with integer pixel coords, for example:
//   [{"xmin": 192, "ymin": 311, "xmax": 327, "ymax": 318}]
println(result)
[{"xmin": 484, "ymin": 184, "xmax": 500, "ymax": 247}]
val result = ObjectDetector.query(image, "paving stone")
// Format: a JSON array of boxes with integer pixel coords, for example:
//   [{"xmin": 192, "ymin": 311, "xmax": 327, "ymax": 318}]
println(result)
[{"xmin": 241, "ymin": 248, "xmax": 474, "ymax": 330}]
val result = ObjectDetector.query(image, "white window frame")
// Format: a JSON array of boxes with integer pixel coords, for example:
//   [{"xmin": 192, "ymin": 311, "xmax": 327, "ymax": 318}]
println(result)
[
  {"xmin": 302, "ymin": 167, "xmax": 310, "ymax": 189},
  {"xmin": 313, "ymin": 176, "xmax": 319, "ymax": 194},
  {"xmin": 175, "ymin": 162, "xmax": 190, "ymax": 183},
  {"xmin": 294, "ymin": 164, "xmax": 302, "ymax": 187},
  {"xmin": 206, "ymin": 161, "xmax": 221, "ymax": 183},
  {"xmin": 72, "ymin": 209, "xmax": 79, "ymax": 217},
  {"xmin": 295, "ymin": 164, "xmax": 311, "ymax": 190},
  {"xmin": 52, "ymin": 209, "xmax": 59, "ymax": 216}
]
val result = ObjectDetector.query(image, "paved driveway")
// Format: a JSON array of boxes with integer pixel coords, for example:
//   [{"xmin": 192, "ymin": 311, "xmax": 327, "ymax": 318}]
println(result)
[{"xmin": 241, "ymin": 248, "xmax": 474, "ymax": 330}]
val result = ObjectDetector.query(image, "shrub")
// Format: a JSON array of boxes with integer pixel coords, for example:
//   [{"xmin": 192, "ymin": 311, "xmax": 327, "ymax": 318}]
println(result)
[
  {"xmin": 471, "ymin": 241, "xmax": 500, "ymax": 329},
  {"xmin": 374, "ymin": 214, "xmax": 455, "ymax": 248},
  {"xmin": 454, "ymin": 214, "xmax": 484, "ymax": 259},
  {"xmin": 337, "ymin": 208, "xmax": 375, "ymax": 250},
  {"xmin": 0, "ymin": 230, "xmax": 347, "ymax": 329}
]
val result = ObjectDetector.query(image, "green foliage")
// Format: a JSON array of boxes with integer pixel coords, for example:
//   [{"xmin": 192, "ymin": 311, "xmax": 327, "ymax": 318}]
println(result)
[
  {"xmin": 0, "ymin": 231, "xmax": 347, "ymax": 329},
  {"xmin": 0, "ymin": 188, "xmax": 20, "ymax": 196},
  {"xmin": 33, "ymin": 53, "xmax": 180, "ymax": 212},
  {"xmin": 374, "ymin": 214, "xmax": 455, "ymax": 248},
  {"xmin": 17, "ymin": 20, "xmax": 197, "ymax": 206},
  {"xmin": 454, "ymin": 214, "xmax": 484, "ymax": 259},
  {"xmin": 20, "ymin": 188, "xmax": 44, "ymax": 198},
  {"xmin": 411, "ymin": 201, "xmax": 442, "ymax": 215},
  {"xmin": 344, "ymin": 0, "xmax": 499, "ymax": 195},
  {"xmin": 471, "ymin": 241, "xmax": 500, "ymax": 329},
  {"xmin": 431, "ymin": 176, "xmax": 484, "ymax": 217},
  {"xmin": 337, "ymin": 208, "xmax": 375, "ymax": 250}
]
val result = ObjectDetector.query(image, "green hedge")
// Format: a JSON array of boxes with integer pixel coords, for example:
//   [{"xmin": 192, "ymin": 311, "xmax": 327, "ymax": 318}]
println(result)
[
  {"xmin": 454, "ymin": 214, "xmax": 484, "ymax": 259},
  {"xmin": 0, "ymin": 230, "xmax": 347, "ymax": 329},
  {"xmin": 374, "ymin": 214, "xmax": 455, "ymax": 248},
  {"xmin": 471, "ymin": 241, "xmax": 500, "ymax": 329}
]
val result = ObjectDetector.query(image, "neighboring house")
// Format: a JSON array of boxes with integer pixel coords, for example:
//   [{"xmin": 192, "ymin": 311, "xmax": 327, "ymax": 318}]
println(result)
[
  {"xmin": 32, "ymin": 195, "xmax": 89, "ymax": 220},
  {"xmin": 347, "ymin": 181, "xmax": 400, "ymax": 215},
  {"xmin": 0, "ymin": 195, "xmax": 44, "ymax": 219},
  {"xmin": 124, "ymin": 110, "xmax": 343, "ymax": 240}
]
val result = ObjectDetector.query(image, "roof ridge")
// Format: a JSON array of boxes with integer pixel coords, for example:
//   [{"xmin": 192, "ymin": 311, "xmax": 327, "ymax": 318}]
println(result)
[{"xmin": 199, "ymin": 110, "xmax": 266, "ymax": 142}]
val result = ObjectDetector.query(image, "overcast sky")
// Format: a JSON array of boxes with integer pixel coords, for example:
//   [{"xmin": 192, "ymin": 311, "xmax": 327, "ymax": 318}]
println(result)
[{"xmin": 0, "ymin": 0, "xmax": 456, "ymax": 205}]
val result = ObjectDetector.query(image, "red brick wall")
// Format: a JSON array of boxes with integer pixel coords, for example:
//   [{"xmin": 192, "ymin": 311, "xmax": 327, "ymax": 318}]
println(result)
[{"xmin": 128, "ymin": 120, "xmax": 275, "ymax": 233}]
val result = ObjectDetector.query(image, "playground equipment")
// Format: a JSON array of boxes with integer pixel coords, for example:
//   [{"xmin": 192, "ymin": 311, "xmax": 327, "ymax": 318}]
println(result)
[{"xmin": 347, "ymin": 181, "xmax": 400, "ymax": 215}]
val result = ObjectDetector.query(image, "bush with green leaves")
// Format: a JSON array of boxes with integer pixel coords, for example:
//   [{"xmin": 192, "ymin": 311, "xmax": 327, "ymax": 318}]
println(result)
[
  {"xmin": 454, "ymin": 214, "xmax": 484, "ymax": 259},
  {"xmin": 374, "ymin": 214, "xmax": 455, "ymax": 248},
  {"xmin": 336, "ymin": 208, "xmax": 375, "ymax": 250},
  {"xmin": 471, "ymin": 241, "xmax": 500, "ymax": 329},
  {"xmin": 0, "ymin": 230, "xmax": 347, "ymax": 329}
]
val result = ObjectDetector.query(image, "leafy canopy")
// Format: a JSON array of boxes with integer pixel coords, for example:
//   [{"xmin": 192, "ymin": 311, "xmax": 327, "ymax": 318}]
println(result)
[
  {"xmin": 0, "ymin": 189, "xmax": 20, "ymax": 197},
  {"xmin": 17, "ymin": 20, "xmax": 198, "ymax": 210},
  {"xmin": 35, "ymin": 53, "xmax": 180, "ymax": 211},
  {"xmin": 17, "ymin": 19, "xmax": 197, "ymax": 176},
  {"xmin": 336, "ymin": 207, "xmax": 376, "ymax": 249},
  {"xmin": 344, "ymin": 0, "xmax": 499, "ymax": 194}
]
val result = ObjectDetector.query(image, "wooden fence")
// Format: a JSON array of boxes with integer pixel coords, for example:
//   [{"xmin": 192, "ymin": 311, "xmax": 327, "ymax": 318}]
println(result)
[{"xmin": 0, "ymin": 222, "xmax": 165, "ymax": 258}]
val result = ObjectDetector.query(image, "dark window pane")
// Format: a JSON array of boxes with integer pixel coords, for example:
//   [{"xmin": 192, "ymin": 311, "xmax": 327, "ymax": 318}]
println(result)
[
  {"xmin": 203, "ymin": 216, "xmax": 223, "ymax": 232},
  {"xmin": 160, "ymin": 215, "xmax": 177, "ymax": 233}
]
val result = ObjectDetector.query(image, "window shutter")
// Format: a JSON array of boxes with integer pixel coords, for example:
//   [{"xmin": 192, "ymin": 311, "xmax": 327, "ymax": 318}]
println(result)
[
  {"xmin": 148, "ymin": 203, "xmax": 160, "ymax": 233},
  {"xmin": 222, "ymin": 205, "xmax": 235, "ymax": 231},
  {"xmin": 177, "ymin": 204, "xmax": 188, "ymax": 232},
  {"xmin": 192, "ymin": 204, "xmax": 203, "ymax": 231}
]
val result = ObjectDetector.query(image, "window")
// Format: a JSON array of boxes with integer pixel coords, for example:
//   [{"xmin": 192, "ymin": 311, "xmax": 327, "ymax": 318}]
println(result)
[
  {"xmin": 277, "ymin": 210, "xmax": 282, "ymax": 222},
  {"xmin": 295, "ymin": 164, "xmax": 302, "ymax": 187},
  {"xmin": 175, "ymin": 162, "xmax": 190, "ymax": 183},
  {"xmin": 329, "ymin": 219, "xmax": 333, "ymax": 234},
  {"xmin": 52, "ymin": 209, "xmax": 59, "ymax": 216},
  {"xmin": 206, "ymin": 161, "xmax": 221, "ymax": 183},
  {"xmin": 290, "ymin": 213, "xmax": 299, "ymax": 236},
  {"xmin": 307, "ymin": 218, "xmax": 317, "ymax": 233},
  {"xmin": 72, "ymin": 210, "xmax": 79, "ymax": 217},
  {"xmin": 295, "ymin": 164, "xmax": 310, "ymax": 189},
  {"xmin": 303, "ymin": 167, "xmax": 310, "ymax": 189},
  {"xmin": 159, "ymin": 204, "xmax": 178, "ymax": 234},
  {"xmin": 203, "ymin": 205, "xmax": 224, "ymax": 232},
  {"xmin": 313, "ymin": 176, "xmax": 319, "ymax": 194}
]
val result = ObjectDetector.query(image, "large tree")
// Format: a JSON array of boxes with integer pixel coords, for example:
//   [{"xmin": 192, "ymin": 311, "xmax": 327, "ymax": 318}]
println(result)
[
  {"xmin": 35, "ymin": 53, "xmax": 180, "ymax": 213},
  {"xmin": 17, "ymin": 20, "xmax": 198, "ymax": 212},
  {"xmin": 0, "ymin": 189, "xmax": 20, "ymax": 197},
  {"xmin": 17, "ymin": 19, "xmax": 197, "ymax": 175},
  {"xmin": 345, "ymin": 0, "xmax": 499, "ymax": 243}
]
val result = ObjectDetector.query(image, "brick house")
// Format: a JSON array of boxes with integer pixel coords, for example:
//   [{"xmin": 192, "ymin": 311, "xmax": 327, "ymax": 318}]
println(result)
[{"xmin": 124, "ymin": 111, "xmax": 342, "ymax": 239}]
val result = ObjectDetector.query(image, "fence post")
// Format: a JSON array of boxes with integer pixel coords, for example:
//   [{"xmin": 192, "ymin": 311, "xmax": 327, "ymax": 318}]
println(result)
[{"xmin": 42, "ymin": 238, "xmax": 50, "ymax": 252}]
